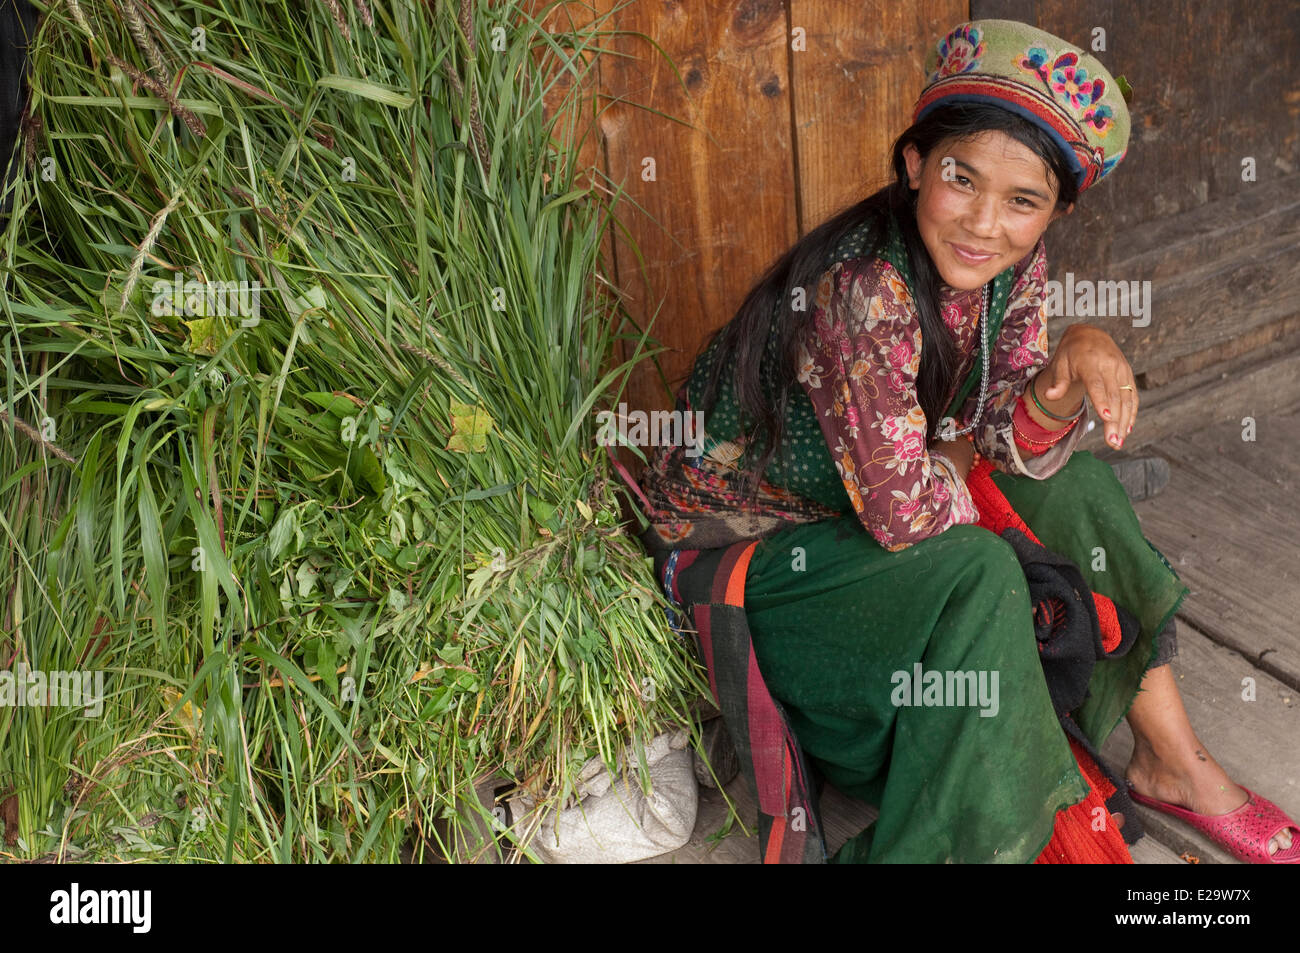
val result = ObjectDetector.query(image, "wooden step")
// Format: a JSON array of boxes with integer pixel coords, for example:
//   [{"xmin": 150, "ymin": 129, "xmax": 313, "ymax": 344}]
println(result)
[
  {"xmin": 1122, "ymin": 406, "xmax": 1300, "ymax": 689},
  {"xmin": 1080, "ymin": 326, "xmax": 1300, "ymax": 456}
]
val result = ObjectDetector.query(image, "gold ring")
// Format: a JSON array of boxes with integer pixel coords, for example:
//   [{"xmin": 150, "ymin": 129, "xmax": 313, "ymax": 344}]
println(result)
[{"xmin": 1119, "ymin": 385, "xmax": 1134, "ymax": 391}]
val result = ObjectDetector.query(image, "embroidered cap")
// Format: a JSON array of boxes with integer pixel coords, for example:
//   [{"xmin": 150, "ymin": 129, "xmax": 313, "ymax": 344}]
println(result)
[{"xmin": 913, "ymin": 19, "xmax": 1132, "ymax": 192}]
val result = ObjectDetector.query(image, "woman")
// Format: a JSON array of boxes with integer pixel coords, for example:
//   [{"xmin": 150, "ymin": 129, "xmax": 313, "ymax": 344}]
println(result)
[{"xmin": 636, "ymin": 18, "xmax": 1299, "ymax": 863}]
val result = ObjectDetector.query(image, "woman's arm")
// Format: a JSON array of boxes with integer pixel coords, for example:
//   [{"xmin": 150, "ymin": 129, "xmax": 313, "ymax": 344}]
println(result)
[
  {"xmin": 1029, "ymin": 323, "xmax": 1138, "ymax": 450},
  {"xmin": 1023, "ymin": 371, "xmax": 1086, "ymax": 430},
  {"xmin": 930, "ymin": 433, "xmax": 975, "ymax": 482},
  {"xmin": 798, "ymin": 258, "xmax": 980, "ymax": 552}
]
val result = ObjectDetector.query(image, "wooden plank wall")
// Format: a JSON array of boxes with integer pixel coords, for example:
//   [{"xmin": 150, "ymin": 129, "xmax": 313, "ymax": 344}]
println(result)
[{"xmin": 971, "ymin": 0, "xmax": 1300, "ymax": 397}]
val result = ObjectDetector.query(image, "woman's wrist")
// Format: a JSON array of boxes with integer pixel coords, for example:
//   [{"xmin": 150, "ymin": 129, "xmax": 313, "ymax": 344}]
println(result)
[
  {"xmin": 1026, "ymin": 373, "xmax": 1085, "ymax": 431},
  {"xmin": 1013, "ymin": 397, "xmax": 1078, "ymax": 454},
  {"xmin": 930, "ymin": 436, "xmax": 974, "ymax": 482}
]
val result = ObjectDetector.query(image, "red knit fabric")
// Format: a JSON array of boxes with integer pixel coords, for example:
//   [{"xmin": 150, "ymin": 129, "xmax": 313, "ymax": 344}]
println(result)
[
  {"xmin": 1093, "ymin": 596, "xmax": 1123, "ymax": 655},
  {"xmin": 966, "ymin": 457, "xmax": 1122, "ymax": 652},
  {"xmin": 1034, "ymin": 737, "xmax": 1133, "ymax": 864},
  {"xmin": 967, "ymin": 455, "xmax": 1037, "ymax": 541},
  {"xmin": 965, "ymin": 456, "xmax": 1133, "ymax": 863}
]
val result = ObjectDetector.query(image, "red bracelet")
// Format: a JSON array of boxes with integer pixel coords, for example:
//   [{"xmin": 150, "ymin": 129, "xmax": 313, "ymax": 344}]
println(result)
[{"xmin": 1013, "ymin": 392, "xmax": 1077, "ymax": 453}]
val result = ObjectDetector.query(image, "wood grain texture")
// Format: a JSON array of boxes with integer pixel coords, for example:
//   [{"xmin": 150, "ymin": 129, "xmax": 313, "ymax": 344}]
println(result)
[
  {"xmin": 972, "ymin": 2, "xmax": 1299, "ymax": 401},
  {"xmin": 787, "ymin": 0, "xmax": 965, "ymax": 227},
  {"xmin": 997, "ymin": 0, "xmax": 1300, "ymax": 281},
  {"xmin": 595, "ymin": 0, "xmax": 799, "ymax": 420},
  {"xmin": 1110, "ymin": 174, "xmax": 1300, "ymax": 279},
  {"xmin": 1127, "ymin": 407, "xmax": 1300, "ymax": 690},
  {"xmin": 1066, "ymin": 226, "xmax": 1300, "ymax": 379},
  {"xmin": 1078, "ymin": 328, "xmax": 1300, "ymax": 455},
  {"xmin": 586, "ymin": 1, "xmax": 967, "ymax": 437},
  {"xmin": 640, "ymin": 772, "xmax": 878, "ymax": 863}
]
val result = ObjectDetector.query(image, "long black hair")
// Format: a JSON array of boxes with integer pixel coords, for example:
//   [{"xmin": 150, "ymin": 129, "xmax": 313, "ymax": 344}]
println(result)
[{"xmin": 693, "ymin": 101, "xmax": 1080, "ymax": 503}]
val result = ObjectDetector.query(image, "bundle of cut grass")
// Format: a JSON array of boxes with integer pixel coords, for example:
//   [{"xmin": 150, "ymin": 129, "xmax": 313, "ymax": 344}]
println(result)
[{"xmin": 0, "ymin": 0, "xmax": 709, "ymax": 862}]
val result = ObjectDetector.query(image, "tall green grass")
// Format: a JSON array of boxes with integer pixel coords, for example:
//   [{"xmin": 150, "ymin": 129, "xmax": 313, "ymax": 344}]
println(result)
[{"xmin": 0, "ymin": 0, "xmax": 709, "ymax": 862}]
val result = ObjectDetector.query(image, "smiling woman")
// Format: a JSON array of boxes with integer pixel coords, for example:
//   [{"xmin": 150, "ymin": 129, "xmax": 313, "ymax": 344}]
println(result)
[{"xmin": 636, "ymin": 18, "xmax": 1300, "ymax": 863}]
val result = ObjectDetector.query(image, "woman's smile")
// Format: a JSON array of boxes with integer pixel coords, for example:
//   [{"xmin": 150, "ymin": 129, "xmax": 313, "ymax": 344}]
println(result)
[{"xmin": 948, "ymin": 242, "xmax": 999, "ymax": 266}]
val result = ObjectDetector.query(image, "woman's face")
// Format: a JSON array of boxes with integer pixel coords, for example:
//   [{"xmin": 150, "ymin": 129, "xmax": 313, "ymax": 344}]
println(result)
[{"xmin": 903, "ymin": 130, "xmax": 1073, "ymax": 291}]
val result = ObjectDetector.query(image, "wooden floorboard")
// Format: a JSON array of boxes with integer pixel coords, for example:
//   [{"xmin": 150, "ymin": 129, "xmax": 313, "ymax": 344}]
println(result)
[
  {"xmin": 639, "ymin": 773, "xmax": 879, "ymax": 863},
  {"xmin": 1128, "ymin": 405, "xmax": 1300, "ymax": 690}
]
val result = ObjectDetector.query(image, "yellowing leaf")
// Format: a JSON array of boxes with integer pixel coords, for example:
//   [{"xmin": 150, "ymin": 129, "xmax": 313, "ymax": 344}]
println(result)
[
  {"xmin": 575, "ymin": 499, "xmax": 593, "ymax": 522},
  {"xmin": 182, "ymin": 317, "xmax": 228, "ymax": 355},
  {"xmin": 446, "ymin": 399, "xmax": 494, "ymax": 453},
  {"xmin": 160, "ymin": 686, "xmax": 202, "ymax": 740}
]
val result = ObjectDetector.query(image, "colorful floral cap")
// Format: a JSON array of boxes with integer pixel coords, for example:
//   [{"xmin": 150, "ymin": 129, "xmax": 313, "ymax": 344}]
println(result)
[{"xmin": 913, "ymin": 19, "xmax": 1132, "ymax": 192}]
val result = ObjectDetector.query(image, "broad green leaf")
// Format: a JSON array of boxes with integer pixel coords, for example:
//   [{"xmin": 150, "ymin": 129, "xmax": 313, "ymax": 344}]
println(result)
[
  {"xmin": 446, "ymin": 400, "xmax": 494, "ymax": 453},
  {"xmin": 268, "ymin": 508, "xmax": 298, "ymax": 561}
]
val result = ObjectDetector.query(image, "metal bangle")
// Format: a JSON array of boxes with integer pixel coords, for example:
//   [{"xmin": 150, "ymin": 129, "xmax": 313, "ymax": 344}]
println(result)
[{"xmin": 1030, "ymin": 375, "xmax": 1086, "ymax": 422}]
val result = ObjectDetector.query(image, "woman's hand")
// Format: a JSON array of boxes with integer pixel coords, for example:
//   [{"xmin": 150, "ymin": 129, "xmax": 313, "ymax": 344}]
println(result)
[{"xmin": 1035, "ymin": 323, "xmax": 1138, "ymax": 449}]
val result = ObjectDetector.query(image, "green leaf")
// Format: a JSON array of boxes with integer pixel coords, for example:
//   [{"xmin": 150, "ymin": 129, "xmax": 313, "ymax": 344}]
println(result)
[
  {"xmin": 183, "ymin": 317, "xmax": 228, "ymax": 355},
  {"xmin": 296, "ymin": 560, "xmax": 319, "ymax": 599},
  {"xmin": 136, "ymin": 467, "xmax": 169, "ymax": 638},
  {"xmin": 268, "ymin": 509, "xmax": 298, "ymax": 561},
  {"xmin": 316, "ymin": 638, "xmax": 338, "ymax": 697},
  {"xmin": 388, "ymin": 587, "xmax": 408, "ymax": 613},
  {"xmin": 303, "ymin": 392, "xmax": 358, "ymax": 418},
  {"xmin": 244, "ymin": 645, "xmax": 360, "ymax": 757},
  {"xmin": 315, "ymin": 75, "xmax": 416, "ymax": 109},
  {"xmin": 346, "ymin": 446, "xmax": 386, "ymax": 496},
  {"xmin": 1116, "ymin": 74, "xmax": 1133, "ymax": 104}
]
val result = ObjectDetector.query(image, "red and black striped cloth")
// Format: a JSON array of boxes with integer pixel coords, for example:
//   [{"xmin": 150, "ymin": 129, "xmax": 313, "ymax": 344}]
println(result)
[{"xmin": 655, "ymin": 540, "xmax": 828, "ymax": 863}]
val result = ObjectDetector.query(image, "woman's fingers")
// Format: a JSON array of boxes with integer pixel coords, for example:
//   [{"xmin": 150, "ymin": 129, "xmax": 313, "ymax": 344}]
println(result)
[
  {"xmin": 1092, "ymin": 369, "xmax": 1140, "ymax": 448},
  {"xmin": 1090, "ymin": 373, "xmax": 1124, "ymax": 448},
  {"xmin": 1051, "ymin": 327, "xmax": 1140, "ymax": 446},
  {"xmin": 1119, "ymin": 379, "xmax": 1139, "ymax": 442}
]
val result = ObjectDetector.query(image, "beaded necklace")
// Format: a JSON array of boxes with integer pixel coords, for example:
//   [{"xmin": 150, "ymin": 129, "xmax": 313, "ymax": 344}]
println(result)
[{"xmin": 943, "ymin": 282, "xmax": 990, "ymax": 438}]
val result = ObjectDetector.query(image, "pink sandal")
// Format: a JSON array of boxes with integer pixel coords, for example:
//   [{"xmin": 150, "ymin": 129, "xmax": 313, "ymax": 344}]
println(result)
[{"xmin": 1128, "ymin": 785, "xmax": 1300, "ymax": 864}]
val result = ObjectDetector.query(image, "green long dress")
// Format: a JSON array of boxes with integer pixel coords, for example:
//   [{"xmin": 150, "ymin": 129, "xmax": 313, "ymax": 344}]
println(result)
[{"xmin": 740, "ymin": 453, "xmax": 1187, "ymax": 862}]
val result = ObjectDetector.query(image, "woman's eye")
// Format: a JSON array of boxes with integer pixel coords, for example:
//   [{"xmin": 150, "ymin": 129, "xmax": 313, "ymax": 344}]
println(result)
[{"xmin": 952, "ymin": 175, "xmax": 972, "ymax": 188}]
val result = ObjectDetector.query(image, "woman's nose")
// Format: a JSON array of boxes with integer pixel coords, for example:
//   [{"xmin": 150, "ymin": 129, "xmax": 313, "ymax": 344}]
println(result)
[{"xmin": 963, "ymin": 194, "xmax": 1001, "ymax": 237}]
